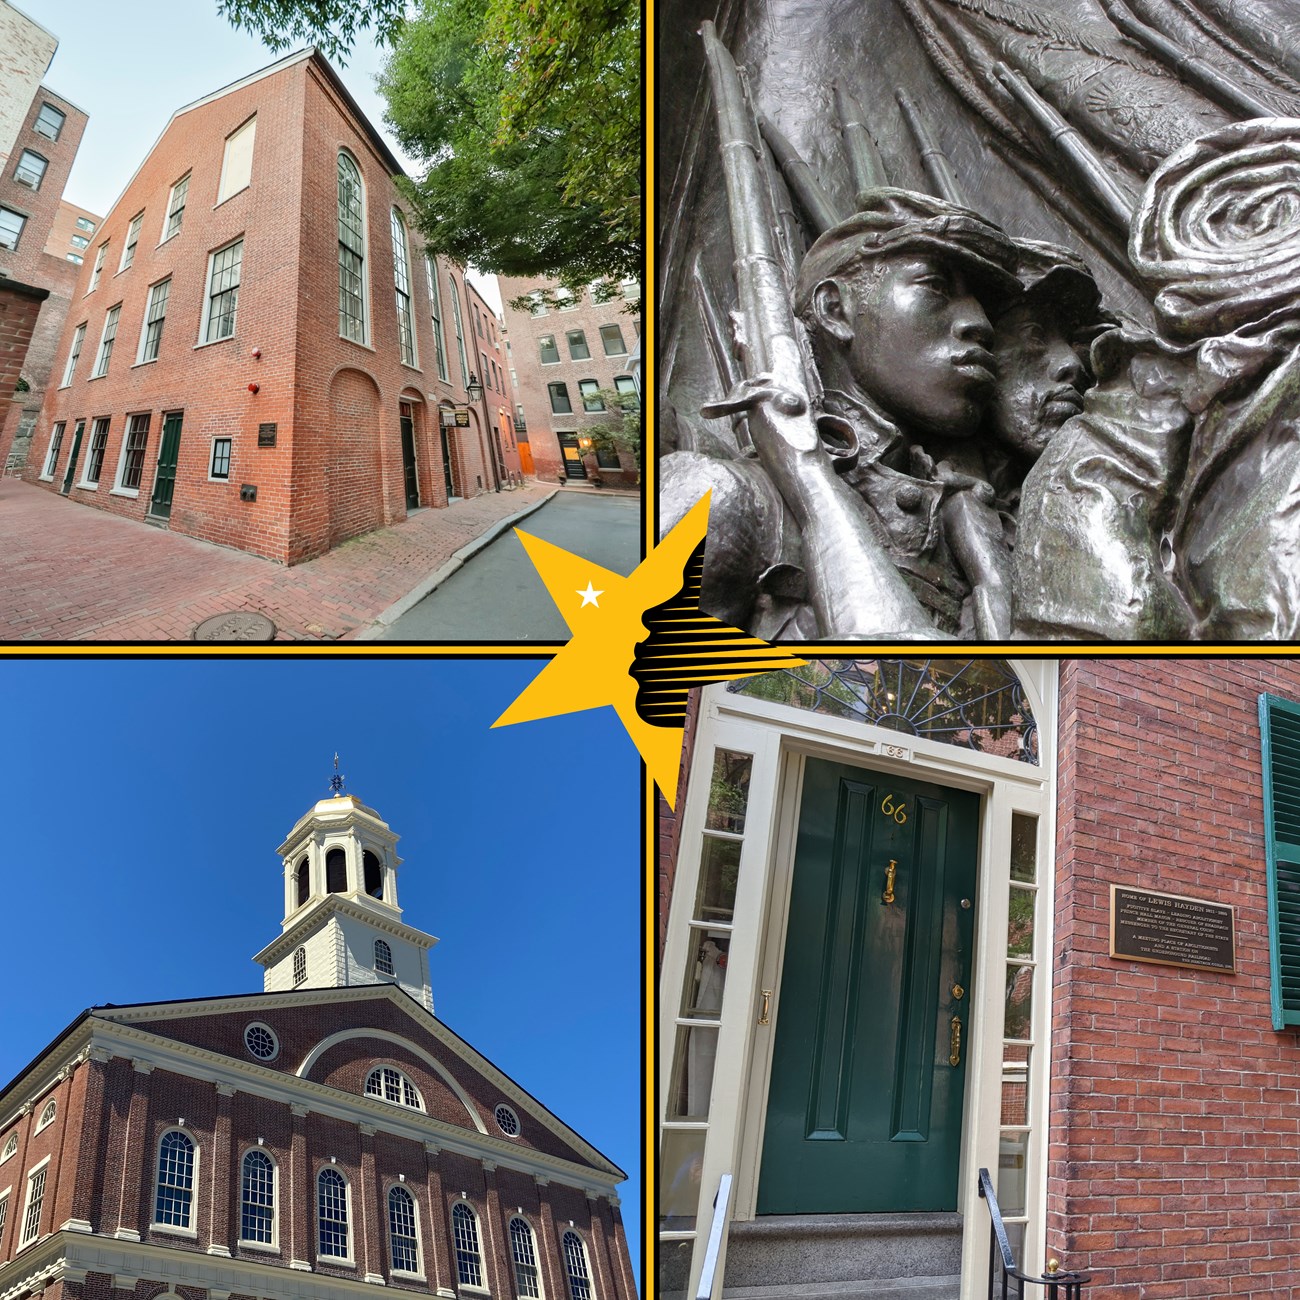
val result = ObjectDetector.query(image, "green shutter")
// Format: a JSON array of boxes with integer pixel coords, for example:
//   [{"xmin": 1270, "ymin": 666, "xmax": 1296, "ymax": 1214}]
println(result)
[{"xmin": 1260, "ymin": 693, "xmax": 1300, "ymax": 1028}]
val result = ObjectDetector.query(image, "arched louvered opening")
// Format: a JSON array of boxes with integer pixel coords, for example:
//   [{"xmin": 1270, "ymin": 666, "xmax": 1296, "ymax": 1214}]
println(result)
[
  {"xmin": 364, "ymin": 849, "xmax": 383, "ymax": 899},
  {"xmin": 295, "ymin": 856, "xmax": 310, "ymax": 907},
  {"xmin": 326, "ymin": 847, "xmax": 347, "ymax": 893}
]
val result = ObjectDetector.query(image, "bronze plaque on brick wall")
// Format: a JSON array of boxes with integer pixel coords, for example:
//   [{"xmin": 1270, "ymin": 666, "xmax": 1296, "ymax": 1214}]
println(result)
[{"xmin": 1110, "ymin": 885, "xmax": 1236, "ymax": 974}]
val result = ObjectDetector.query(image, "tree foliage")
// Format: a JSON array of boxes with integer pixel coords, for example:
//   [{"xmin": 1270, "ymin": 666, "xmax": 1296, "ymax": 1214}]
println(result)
[
  {"xmin": 217, "ymin": 0, "xmax": 641, "ymax": 287},
  {"xmin": 585, "ymin": 386, "xmax": 642, "ymax": 472}
]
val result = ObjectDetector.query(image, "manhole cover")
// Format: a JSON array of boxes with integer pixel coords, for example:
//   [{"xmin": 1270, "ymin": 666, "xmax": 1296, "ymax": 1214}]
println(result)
[{"xmin": 193, "ymin": 611, "xmax": 276, "ymax": 641}]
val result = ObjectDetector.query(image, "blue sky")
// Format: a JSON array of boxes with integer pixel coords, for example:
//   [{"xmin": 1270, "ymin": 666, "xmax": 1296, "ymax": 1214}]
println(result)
[
  {"xmin": 0, "ymin": 657, "xmax": 641, "ymax": 1285},
  {"xmin": 13, "ymin": 0, "xmax": 502, "ymax": 310}
]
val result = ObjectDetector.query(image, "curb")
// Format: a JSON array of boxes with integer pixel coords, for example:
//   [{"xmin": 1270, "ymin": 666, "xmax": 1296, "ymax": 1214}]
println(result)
[{"xmin": 352, "ymin": 489, "xmax": 559, "ymax": 639}]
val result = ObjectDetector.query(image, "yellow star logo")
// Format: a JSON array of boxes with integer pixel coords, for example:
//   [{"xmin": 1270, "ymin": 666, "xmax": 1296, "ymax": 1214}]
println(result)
[{"xmin": 494, "ymin": 492, "xmax": 805, "ymax": 806}]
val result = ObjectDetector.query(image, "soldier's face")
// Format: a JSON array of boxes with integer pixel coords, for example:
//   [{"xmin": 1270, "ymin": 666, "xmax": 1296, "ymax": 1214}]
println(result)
[
  {"xmin": 988, "ymin": 301, "xmax": 1089, "ymax": 460},
  {"xmin": 845, "ymin": 254, "xmax": 997, "ymax": 438}
]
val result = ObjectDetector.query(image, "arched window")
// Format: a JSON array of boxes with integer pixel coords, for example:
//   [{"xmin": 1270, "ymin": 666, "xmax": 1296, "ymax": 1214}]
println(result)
[
  {"xmin": 295, "ymin": 856, "xmax": 309, "ymax": 907},
  {"xmin": 293, "ymin": 947, "xmax": 307, "ymax": 986},
  {"xmin": 451, "ymin": 1202, "xmax": 482, "ymax": 1287},
  {"xmin": 1, "ymin": 1132, "xmax": 16, "ymax": 1163},
  {"xmin": 317, "ymin": 1167, "xmax": 350, "ymax": 1258},
  {"xmin": 510, "ymin": 1216, "xmax": 542, "ymax": 1298},
  {"xmin": 365, "ymin": 1065, "xmax": 423, "ymax": 1110},
  {"xmin": 338, "ymin": 152, "xmax": 367, "ymax": 342},
  {"xmin": 374, "ymin": 938, "xmax": 394, "ymax": 976},
  {"xmin": 154, "ymin": 1130, "xmax": 195, "ymax": 1228},
  {"xmin": 364, "ymin": 850, "xmax": 383, "ymax": 899},
  {"xmin": 388, "ymin": 1184, "xmax": 420, "ymax": 1273},
  {"xmin": 448, "ymin": 275, "xmax": 470, "ymax": 386},
  {"xmin": 562, "ymin": 1231, "xmax": 593, "ymax": 1300},
  {"xmin": 326, "ymin": 847, "xmax": 347, "ymax": 893},
  {"xmin": 391, "ymin": 209, "xmax": 416, "ymax": 366},
  {"xmin": 35, "ymin": 1100, "xmax": 56, "ymax": 1133},
  {"xmin": 240, "ymin": 1149, "xmax": 275, "ymax": 1244}
]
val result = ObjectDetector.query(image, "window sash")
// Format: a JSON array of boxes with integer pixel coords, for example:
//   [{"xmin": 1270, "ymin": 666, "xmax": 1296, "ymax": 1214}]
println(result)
[
  {"xmin": 240, "ymin": 1151, "xmax": 275, "ymax": 1243},
  {"xmin": 318, "ymin": 1170, "xmax": 349, "ymax": 1257},
  {"xmin": 426, "ymin": 257, "xmax": 448, "ymax": 381},
  {"xmin": 44, "ymin": 422, "xmax": 65, "ymax": 477},
  {"xmin": 452, "ymin": 1205, "xmax": 482, "ymax": 1287},
  {"xmin": 155, "ymin": 1132, "xmax": 195, "ymax": 1227},
  {"xmin": 165, "ymin": 175, "xmax": 189, "ymax": 239},
  {"xmin": 20, "ymin": 1168, "xmax": 45, "ymax": 1245},
  {"xmin": 449, "ymin": 279, "xmax": 469, "ymax": 385},
  {"xmin": 34, "ymin": 104, "xmax": 64, "ymax": 140},
  {"xmin": 389, "ymin": 1188, "xmax": 419, "ymax": 1272},
  {"xmin": 0, "ymin": 208, "xmax": 26, "ymax": 250},
  {"xmin": 511, "ymin": 1220, "xmax": 541, "ymax": 1298},
  {"xmin": 15, "ymin": 151, "xmax": 46, "ymax": 188},
  {"xmin": 600, "ymin": 324, "xmax": 627, "ymax": 356},
  {"xmin": 567, "ymin": 330, "xmax": 590, "ymax": 360},
  {"xmin": 85, "ymin": 419, "xmax": 110, "ymax": 483},
  {"xmin": 211, "ymin": 437, "xmax": 231, "ymax": 480},
  {"xmin": 121, "ymin": 414, "xmax": 150, "ymax": 489},
  {"xmin": 92, "ymin": 306, "xmax": 121, "ymax": 378},
  {"xmin": 549, "ymin": 383, "xmax": 572, "ymax": 414},
  {"xmin": 121, "ymin": 214, "xmax": 143, "ymax": 270},
  {"xmin": 205, "ymin": 241, "xmax": 242, "ymax": 343},
  {"xmin": 90, "ymin": 243, "xmax": 107, "ymax": 290},
  {"xmin": 61, "ymin": 325, "xmax": 85, "ymax": 386},
  {"xmin": 580, "ymin": 380, "xmax": 605, "ymax": 412},
  {"xmin": 142, "ymin": 280, "xmax": 171, "ymax": 362},
  {"xmin": 539, "ymin": 335, "xmax": 560, "ymax": 365},
  {"xmin": 563, "ymin": 1232, "xmax": 592, "ymax": 1300}
]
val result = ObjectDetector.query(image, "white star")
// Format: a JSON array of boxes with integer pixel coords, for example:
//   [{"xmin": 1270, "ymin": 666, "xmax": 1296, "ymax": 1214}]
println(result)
[{"xmin": 577, "ymin": 582, "xmax": 604, "ymax": 608}]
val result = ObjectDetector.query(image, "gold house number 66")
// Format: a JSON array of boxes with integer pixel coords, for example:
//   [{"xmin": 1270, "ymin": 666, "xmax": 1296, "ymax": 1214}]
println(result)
[{"xmin": 881, "ymin": 794, "xmax": 908, "ymax": 824}]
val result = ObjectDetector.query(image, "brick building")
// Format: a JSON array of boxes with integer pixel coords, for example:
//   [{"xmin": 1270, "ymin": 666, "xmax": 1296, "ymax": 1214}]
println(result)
[
  {"xmin": 29, "ymin": 49, "xmax": 497, "ymax": 564},
  {"xmin": 658, "ymin": 657, "xmax": 1300, "ymax": 1300},
  {"xmin": 0, "ymin": 784, "xmax": 634, "ymax": 1300},
  {"xmin": 499, "ymin": 277, "xmax": 640, "ymax": 487},
  {"xmin": 0, "ymin": 2, "xmax": 97, "ymax": 476},
  {"xmin": 463, "ymin": 279, "xmax": 523, "ymax": 488}
]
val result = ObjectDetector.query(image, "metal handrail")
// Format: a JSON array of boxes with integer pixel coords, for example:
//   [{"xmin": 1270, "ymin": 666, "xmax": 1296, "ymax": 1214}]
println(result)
[
  {"xmin": 979, "ymin": 1168, "xmax": 1089, "ymax": 1300},
  {"xmin": 695, "ymin": 1172, "xmax": 733, "ymax": 1300}
]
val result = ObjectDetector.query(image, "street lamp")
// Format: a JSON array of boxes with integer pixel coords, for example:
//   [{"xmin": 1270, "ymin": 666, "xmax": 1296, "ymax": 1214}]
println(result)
[{"xmin": 466, "ymin": 373, "xmax": 484, "ymax": 403}]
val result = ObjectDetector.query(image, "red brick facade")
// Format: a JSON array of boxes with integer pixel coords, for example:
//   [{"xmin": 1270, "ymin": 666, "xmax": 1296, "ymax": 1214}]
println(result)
[
  {"xmin": 499, "ymin": 276, "xmax": 640, "ymax": 488},
  {"xmin": 0, "ymin": 988, "xmax": 633, "ymax": 1300},
  {"xmin": 464, "ymin": 279, "xmax": 524, "ymax": 486},
  {"xmin": 0, "ymin": 85, "xmax": 95, "ymax": 475},
  {"xmin": 29, "ymin": 52, "xmax": 494, "ymax": 563}
]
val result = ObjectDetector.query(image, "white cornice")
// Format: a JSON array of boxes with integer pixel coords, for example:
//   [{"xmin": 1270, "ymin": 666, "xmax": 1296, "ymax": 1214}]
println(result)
[
  {"xmin": 253, "ymin": 896, "xmax": 436, "ymax": 966},
  {"xmin": 276, "ymin": 797, "xmax": 400, "ymax": 857}
]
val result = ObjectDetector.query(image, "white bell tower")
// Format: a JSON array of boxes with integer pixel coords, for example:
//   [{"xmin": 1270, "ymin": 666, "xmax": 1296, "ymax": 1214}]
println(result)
[{"xmin": 253, "ymin": 762, "xmax": 437, "ymax": 1012}]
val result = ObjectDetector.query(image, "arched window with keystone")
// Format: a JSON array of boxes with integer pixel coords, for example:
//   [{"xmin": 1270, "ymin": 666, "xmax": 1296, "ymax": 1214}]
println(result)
[{"xmin": 154, "ymin": 1130, "xmax": 196, "ymax": 1229}]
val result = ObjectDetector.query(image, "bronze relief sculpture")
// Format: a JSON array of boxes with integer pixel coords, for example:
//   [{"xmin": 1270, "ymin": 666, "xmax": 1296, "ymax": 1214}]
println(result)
[{"xmin": 657, "ymin": 0, "xmax": 1300, "ymax": 640}]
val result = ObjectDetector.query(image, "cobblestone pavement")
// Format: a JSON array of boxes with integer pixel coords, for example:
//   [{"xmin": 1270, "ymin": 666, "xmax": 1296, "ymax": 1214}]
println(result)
[{"xmin": 0, "ymin": 478, "xmax": 561, "ymax": 641}]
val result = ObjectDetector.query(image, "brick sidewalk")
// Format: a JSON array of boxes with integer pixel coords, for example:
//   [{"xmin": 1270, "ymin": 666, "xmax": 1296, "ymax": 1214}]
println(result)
[{"xmin": 0, "ymin": 479, "xmax": 559, "ymax": 641}]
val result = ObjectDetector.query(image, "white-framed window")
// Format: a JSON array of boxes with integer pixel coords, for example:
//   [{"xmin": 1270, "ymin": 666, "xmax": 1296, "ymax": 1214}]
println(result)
[
  {"xmin": 89, "ymin": 242, "xmax": 107, "ymax": 292},
  {"xmin": 200, "ymin": 239, "xmax": 243, "ymax": 343},
  {"xmin": 60, "ymin": 325, "xmax": 85, "ymax": 387},
  {"xmin": 240, "ymin": 1148, "xmax": 276, "ymax": 1245},
  {"xmin": 425, "ymin": 255, "xmax": 449, "ymax": 382},
  {"xmin": 579, "ymin": 379, "xmax": 605, "ymax": 412},
  {"xmin": 293, "ymin": 946, "xmax": 307, "ymax": 986},
  {"xmin": 138, "ymin": 278, "xmax": 171, "ymax": 363},
  {"xmin": 153, "ymin": 1129, "xmax": 196, "ymax": 1230},
  {"xmin": 317, "ymin": 1167, "xmax": 351, "ymax": 1259},
  {"xmin": 33, "ymin": 103, "xmax": 65, "ymax": 141},
  {"xmin": 562, "ymin": 1230, "xmax": 593, "ymax": 1300},
  {"xmin": 162, "ymin": 174, "xmax": 189, "ymax": 242},
  {"xmin": 451, "ymin": 1202, "xmax": 483, "ymax": 1287},
  {"xmin": 83, "ymin": 418, "xmax": 110, "ymax": 486},
  {"xmin": 374, "ymin": 939, "xmax": 394, "ymax": 976},
  {"xmin": 0, "ymin": 207, "xmax": 27, "ymax": 251},
  {"xmin": 91, "ymin": 304, "xmax": 122, "ymax": 378},
  {"xmin": 41, "ymin": 422, "xmax": 65, "ymax": 479},
  {"xmin": 114, "ymin": 412, "xmax": 150, "ymax": 493},
  {"xmin": 529, "ymin": 291, "xmax": 547, "ymax": 316},
  {"xmin": 14, "ymin": 150, "xmax": 47, "ymax": 190},
  {"xmin": 120, "ymin": 213, "xmax": 143, "ymax": 271},
  {"xmin": 449, "ymin": 275, "xmax": 470, "ymax": 385},
  {"xmin": 619, "ymin": 277, "xmax": 639, "ymax": 300},
  {"xmin": 338, "ymin": 152, "xmax": 367, "ymax": 343},
  {"xmin": 494, "ymin": 1103, "xmax": 521, "ymax": 1136},
  {"xmin": 243, "ymin": 1022, "xmax": 278, "ymax": 1061},
  {"xmin": 614, "ymin": 374, "xmax": 638, "ymax": 403},
  {"xmin": 599, "ymin": 324, "xmax": 627, "ymax": 356},
  {"xmin": 364, "ymin": 1065, "xmax": 423, "ymax": 1110},
  {"xmin": 391, "ymin": 208, "xmax": 416, "ymax": 367},
  {"xmin": 0, "ymin": 1134, "xmax": 16, "ymax": 1165},
  {"xmin": 510, "ymin": 1216, "xmax": 542, "ymax": 1298},
  {"xmin": 0, "ymin": 1189, "xmax": 9, "ymax": 1248},
  {"xmin": 555, "ymin": 287, "xmax": 578, "ymax": 311},
  {"xmin": 218, "ymin": 116, "xmax": 256, "ymax": 204},
  {"xmin": 18, "ymin": 1159, "xmax": 48, "ymax": 1248},
  {"xmin": 34, "ymin": 1102, "xmax": 56, "ymax": 1134},
  {"xmin": 210, "ymin": 436, "xmax": 232, "ymax": 481},
  {"xmin": 388, "ymin": 1184, "xmax": 421, "ymax": 1274}
]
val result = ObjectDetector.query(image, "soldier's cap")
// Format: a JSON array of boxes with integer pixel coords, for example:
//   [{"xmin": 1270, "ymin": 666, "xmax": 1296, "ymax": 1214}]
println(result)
[
  {"xmin": 794, "ymin": 187, "xmax": 1022, "ymax": 316},
  {"xmin": 1005, "ymin": 238, "xmax": 1112, "ymax": 331}
]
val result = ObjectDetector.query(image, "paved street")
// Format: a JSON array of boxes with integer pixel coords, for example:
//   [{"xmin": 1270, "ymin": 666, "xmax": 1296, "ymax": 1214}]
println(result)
[
  {"xmin": 370, "ymin": 489, "xmax": 642, "ymax": 641},
  {"xmin": 0, "ymin": 477, "xmax": 564, "ymax": 641}
]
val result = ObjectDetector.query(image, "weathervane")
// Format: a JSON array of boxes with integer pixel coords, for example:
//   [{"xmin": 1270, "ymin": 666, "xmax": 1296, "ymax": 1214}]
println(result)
[{"xmin": 329, "ymin": 753, "xmax": 346, "ymax": 796}]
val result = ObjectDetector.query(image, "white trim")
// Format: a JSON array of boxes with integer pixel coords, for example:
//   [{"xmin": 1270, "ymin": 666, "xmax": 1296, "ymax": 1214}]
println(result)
[
  {"xmin": 208, "ymin": 435, "xmax": 233, "ymax": 484},
  {"xmin": 237, "ymin": 1145, "xmax": 279, "ymax": 1251},
  {"xmin": 197, "ymin": 235, "xmax": 244, "ymax": 345},
  {"xmin": 364, "ymin": 1063, "xmax": 425, "ymax": 1113},
  {"xmin": 450, "ymin": 1199, "xmax": 485, "ymax": 1290},
  {"xmin": 216, "ymin": 115, "xmax": 257, "ymax": 205},
  {"xmin": 32, "ymin": 1101, "xmax": 55, "ymax": 1135},
  {"xmin": 243, "ymin": 1022, "xmax": 280, "ymax": 1063},
  {"xmin": 301, "ymin": 1031, "xmax": 481, "ymax": 1132},
  {"xmin": 17, "ymin": 1155, "xmax": 51, "ymax": 1249},
  {"xmin": 507, "ymin": 1214, "xmax": 545, "ymax": 1300},
  {"xmin": 385, "ymin": 1180, "xmax": 425, "ymax": 1279},
  {"xmin": 149, "ymin": 1127, "xmax": 198, "ymax": 1236},
  {"xmin": 159, "ymin": 172, "xmax": 191, "ymax": 245},
  {"xmin": 315, "ymin": 1164, "xmax": 355, "ymax": 1267},
  {"xmin": 337, "ymin": 149, "xmax": 370, "ymax": 347}
]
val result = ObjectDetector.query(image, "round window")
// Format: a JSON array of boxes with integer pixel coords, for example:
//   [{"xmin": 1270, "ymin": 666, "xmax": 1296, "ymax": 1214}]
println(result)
[
  {"xmin": 244, "ymin": 1022, "xmax": 279, "ymax": 1061},
  {"xmin": 494, "ymin": 1104, "xmax": 520, "ymax": 1136}
]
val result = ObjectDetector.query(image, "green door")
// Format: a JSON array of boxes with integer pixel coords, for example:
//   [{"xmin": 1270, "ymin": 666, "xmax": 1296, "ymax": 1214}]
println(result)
[
  {"xmin": 149, "ymin": 412, "xmax": 183, "ymax": 519},
  {"xmin": 59, "ymin": 420, "xmax": 85, "ymax": 495},
  {"xmin": 758, "ymin": 758, "xmax": 978, "ymax": 1214}
]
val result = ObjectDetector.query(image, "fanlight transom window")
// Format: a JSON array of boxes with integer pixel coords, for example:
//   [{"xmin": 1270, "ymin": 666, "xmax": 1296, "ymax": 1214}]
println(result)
[
  {"xmin": 729, "ymin": 657, "xmax": 1038, "ymax": 764},
  {"xmin": 365, "ymin": 1065, "xmax": 423, "ymax": 1110}
]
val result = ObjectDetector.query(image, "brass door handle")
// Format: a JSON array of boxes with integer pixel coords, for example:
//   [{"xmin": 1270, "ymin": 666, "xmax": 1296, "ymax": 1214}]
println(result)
[
  {"xmin": 883, "ymin": 859, "xmax": 897, "ymax": 904},
  {"xmin": 949, "ymin": 1015, "xmax": 962, "ymax": 1067},
  {"xmin": 759, "ymin": 989, "xmax": 772, "ymax": 1025}
]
